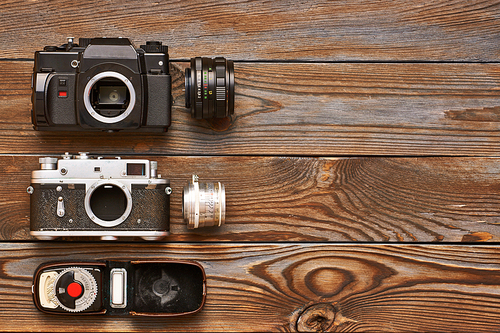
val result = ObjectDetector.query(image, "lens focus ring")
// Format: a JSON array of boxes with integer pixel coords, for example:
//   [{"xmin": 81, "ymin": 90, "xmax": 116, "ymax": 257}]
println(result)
[
  {"xmin": 183, "ymin": 175, "xmax": 226, "ymax": 229},
  {"xmin": 185, "ymin": 57, "xmax": 234, "ymax": 119}
]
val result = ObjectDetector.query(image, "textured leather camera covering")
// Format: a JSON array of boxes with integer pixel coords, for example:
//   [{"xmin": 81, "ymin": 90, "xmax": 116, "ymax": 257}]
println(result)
[
  {"xmin": 145, "ymin": 74, "xmax": 171, "ymax": 128},
  {"xmin": 30, "ymin": 183, "xmax": 169, "ymax": 232},
  {"xmin": 46, "ymin": 74, "xmax": 77, "ymax": 125}
]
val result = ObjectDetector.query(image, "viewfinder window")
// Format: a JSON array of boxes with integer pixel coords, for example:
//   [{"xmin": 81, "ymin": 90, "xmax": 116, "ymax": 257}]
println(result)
[{"xmin": 127, "ymin": 163, "xmax": 146, "ymax": 176}]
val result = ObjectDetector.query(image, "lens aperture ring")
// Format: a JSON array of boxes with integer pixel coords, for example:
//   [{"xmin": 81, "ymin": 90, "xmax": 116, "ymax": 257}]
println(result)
[
  {"xmin": 186, "ymin": 57, "xmax": 234, "ymax": 119},
  {"xmin": 183, "ymin": 175, "xmax": 226, "ymax": 229}
]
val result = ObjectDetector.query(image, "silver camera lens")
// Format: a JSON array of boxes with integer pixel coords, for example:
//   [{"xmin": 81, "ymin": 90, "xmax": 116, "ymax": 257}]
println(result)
[{"xmin": 183, "ymin": 175, "xmax": 225, "ymax": 229}]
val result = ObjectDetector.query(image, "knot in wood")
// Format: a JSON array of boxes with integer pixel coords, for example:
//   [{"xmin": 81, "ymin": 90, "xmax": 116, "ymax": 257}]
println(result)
[
  {"xmin": 296, "ymin": 303, "xmax": 336, "ymax": 332},
  {"xmin": 208, "ymin": 116, "xmax": 233, "ymax": 132}
]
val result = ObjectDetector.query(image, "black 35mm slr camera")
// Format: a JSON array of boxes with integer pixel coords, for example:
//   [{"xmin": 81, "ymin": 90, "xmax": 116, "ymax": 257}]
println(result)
[{"xmin": 32, "ymin": 37, "xmax": 234, "ymax": 132}]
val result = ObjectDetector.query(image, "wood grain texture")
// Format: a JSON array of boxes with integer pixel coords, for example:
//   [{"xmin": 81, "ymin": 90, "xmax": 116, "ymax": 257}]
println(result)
[
  {"xmin": 0, "ymin": 243, "xmax": 499, "ymax": 332},
  {"xmin": 3, "ymin": 155, "xmax": 500, "ymax": 242},
  {"xmin": 1, "ymin": 0, "xmax": 499, "ymax": 61},
  {"xmin": 1, "ymin": 61, "xmax": 500, "ymax": 156},
  {"xmin": 2, "ymin": 1, "xmax": 500, "ymax": 331}
]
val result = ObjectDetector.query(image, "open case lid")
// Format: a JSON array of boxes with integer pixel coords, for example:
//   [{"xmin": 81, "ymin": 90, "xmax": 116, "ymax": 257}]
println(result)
[{"xmin": 32, "ymin": 260, "xmax": 206, "ymax": 316}]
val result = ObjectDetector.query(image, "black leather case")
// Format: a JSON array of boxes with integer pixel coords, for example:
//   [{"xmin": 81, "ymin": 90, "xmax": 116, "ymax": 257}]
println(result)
[{"xmin": 32, "ymin": 260, "xmax": 206, "ymax": 316}]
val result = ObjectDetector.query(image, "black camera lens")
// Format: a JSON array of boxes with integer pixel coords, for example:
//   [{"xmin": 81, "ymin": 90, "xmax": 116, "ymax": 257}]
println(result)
[
  {"xmin": 185, "ymin": 57, "xmax": 234, "ymax": 119},
  {"xmin": 90, "ymin": 78, "xmax": 130, "ymax": 117}
]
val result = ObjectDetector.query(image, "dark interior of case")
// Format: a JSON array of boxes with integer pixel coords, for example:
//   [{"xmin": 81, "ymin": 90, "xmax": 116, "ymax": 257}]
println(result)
[
  {"xmin": 102, "ymin": 260, "xmax": 205, "ymax": 316},
  {"xmin": 132, "ymin": 262, "xmax": 205, "ymax": 315}
]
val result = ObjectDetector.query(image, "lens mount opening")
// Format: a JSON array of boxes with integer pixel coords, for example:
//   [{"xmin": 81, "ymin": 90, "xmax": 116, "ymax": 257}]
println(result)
[
  {"xmin": 83, "ymin": 71, "xmax": 136, "ymax": 124},
  {"xmin": 84, "ymin": 180, "xmax": 132, "ymax": 228}
]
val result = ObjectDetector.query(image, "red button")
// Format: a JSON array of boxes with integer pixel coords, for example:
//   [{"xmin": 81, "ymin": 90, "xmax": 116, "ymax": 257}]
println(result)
[
  {"xmin": 58, "ymin": 91, "xmax": 67, "ymax": 97},
  {"xmin": 67, "ymin": 282, "xmax": 83, "ymax": 298}
]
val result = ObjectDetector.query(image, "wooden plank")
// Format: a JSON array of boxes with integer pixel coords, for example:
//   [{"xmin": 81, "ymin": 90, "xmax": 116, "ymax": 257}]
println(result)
[
  {"xmin": 3, "ymin": 155, "xmax": 500, "ymax": 242},
  {"xmin": 1, "ymin": 61, "xmax": 500, "ymax": 156},
  {"xmin": 1, "ymin": 0, "xmax": 499, "ymax": 61},
  {"xmin": 0, "ymin": 243, "xmax": 499, "ymax": 332}
]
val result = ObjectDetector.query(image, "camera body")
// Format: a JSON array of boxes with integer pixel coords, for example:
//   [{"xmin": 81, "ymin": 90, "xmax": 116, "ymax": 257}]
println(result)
[
  {"xmin": 28, "ymin": 152, "xmax": 171, "ymax": 241},
  {"xmin": 32, "ymin": 37, "xmax": 172, "ymax": 132}
]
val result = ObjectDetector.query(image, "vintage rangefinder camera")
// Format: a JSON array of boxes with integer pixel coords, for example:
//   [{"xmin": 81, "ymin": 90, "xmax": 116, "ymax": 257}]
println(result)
[
  {"xmin": 32, "ymin": 37, "xmax": 234, "ymax": 132},
  {"xmin": 27, "ymin": 153, "xmax": 227, "ymax": 240},
  {"xmin": 27, "ymin": 152, "xmax": 171, "ymax": 240},
  {"xmin": 32, "ymin": 260, "xmax": 206, "ymax": 316}
]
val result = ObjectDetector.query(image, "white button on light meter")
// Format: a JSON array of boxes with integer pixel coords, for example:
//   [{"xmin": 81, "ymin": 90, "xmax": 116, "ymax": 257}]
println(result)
[{"xmin": 110, "ymin": 268, "xmax": 127, "ymax": 308}]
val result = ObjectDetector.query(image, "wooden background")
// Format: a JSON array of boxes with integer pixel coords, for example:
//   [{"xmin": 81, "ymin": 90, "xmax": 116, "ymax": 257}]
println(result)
[{"xmin": 1, "ymin": 0, "xmax": 500, "ymax": 331}]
